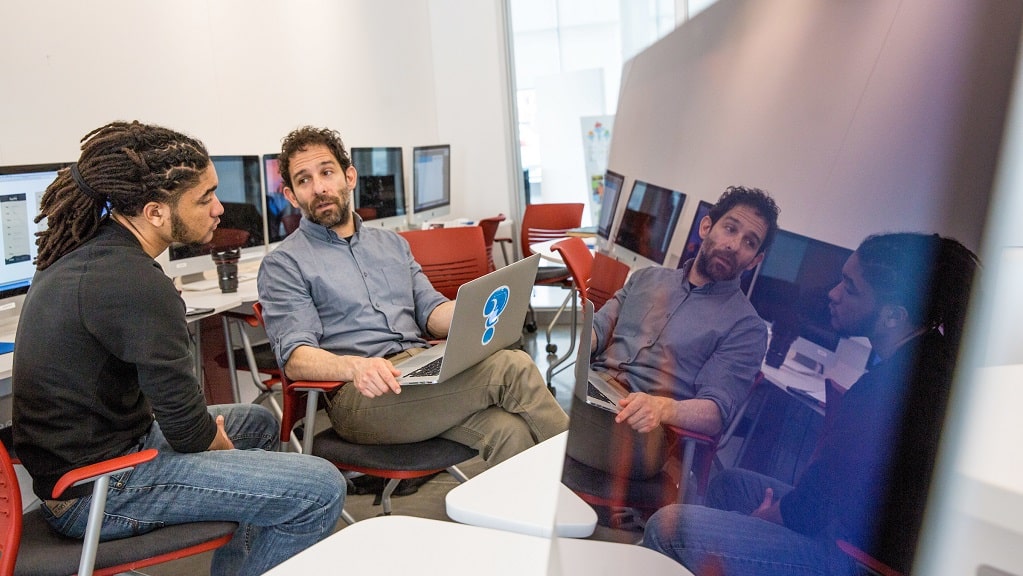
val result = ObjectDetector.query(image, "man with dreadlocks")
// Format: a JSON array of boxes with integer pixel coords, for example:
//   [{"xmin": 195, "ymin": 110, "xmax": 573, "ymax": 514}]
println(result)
[
  {"xmin": 642, "ymin": 232, "xmax": 980, "ymax": 576},
  {"xmin": 12, "ymin": 121, "xmax": 343, "ymax": 575}
]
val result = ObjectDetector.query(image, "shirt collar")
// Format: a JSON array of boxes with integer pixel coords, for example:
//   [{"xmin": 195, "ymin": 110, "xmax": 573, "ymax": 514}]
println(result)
[
  {"xmin": 298, "ymin": 212, "xmax": 365, "ymax": 243},
  {"xmin": 679, "ymin": 258, "xmax": 745, "ymax": 295}
]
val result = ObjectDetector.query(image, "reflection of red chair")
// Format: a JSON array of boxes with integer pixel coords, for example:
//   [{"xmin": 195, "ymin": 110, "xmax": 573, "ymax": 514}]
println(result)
[
  {"xmin": 355, "ymin": 207, "xmax": 377, "ymax": 220},
  {"xmin": 252, "ymin": 303, "xmax": 477, "ymax": 523},
  {"xmin": 548, "ymin": 238, "xmax": 594, "ymax": 385},
  {"xmin": 665, "ymin": 371, "xmax": 764, "ymax": 502},
  {"xmin": 836, "ymin": 540, "xmax": 903, "ymax": 576},
  {"xmin": 587, "ymin": 253, "xmax": 629, "ymax": 311},
  {"xmin": 519, "ymin": 204, "xmax": 584, "ymax": 369},
  {"xmin": 1, "ymin": 442, "xmax": 235, "ymax": 576},
  {"xmin": 562, "ymin": 371, "xmax": 765, "ymax": 528},
  {"xmin": 477, "ymin": 214, "xmax": 508, "ymax": 272},
  {"xmin": 399, "ymin": 227, "xmax": 490, "ymax": 300}
]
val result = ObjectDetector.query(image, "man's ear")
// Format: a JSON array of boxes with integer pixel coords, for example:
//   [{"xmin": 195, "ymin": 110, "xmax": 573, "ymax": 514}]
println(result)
[
  {"xmin": 345, "ymin": 165, "xmax": 358, "ymax": 190},
  {"xmin": 282, "ymin": 186, "xmax": 301, "ymax": 209},
  {"xmin": 697, "ymin": 215, "xmax": 713, "ymax": 240},
  {"xmin": 141, "ymin": 201, "xmax": 168, "ymax": 228},
  {"xmin": 745, "ymin": 251, "xmax": 765, "ymax": 271},
  {"xmin": 882, "ymin": 304, "xmax": 909, "ymax": 328}
]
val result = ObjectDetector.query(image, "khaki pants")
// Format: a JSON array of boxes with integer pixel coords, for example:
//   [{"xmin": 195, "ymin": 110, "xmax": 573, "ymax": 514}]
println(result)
[{"xmin": 327, "ymin": 348, "xmax": 569, "ymax": 466}]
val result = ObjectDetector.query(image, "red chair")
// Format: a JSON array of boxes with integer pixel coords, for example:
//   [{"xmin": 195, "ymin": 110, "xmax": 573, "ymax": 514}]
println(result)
[
  {"xmin": 547, "ymin": 237, "xmax": 594, "ymax": 386},
  {"xmin": 399, "ymin": 227, "xmax": 490, "ymax": 300},
  {"xmin": 562, "ymin": 370, "xmax": 765, "ymax": 528},
  {"xmin": 586, "ymin": 253, "xmax": 630, "ymax": 311},
  {"xmin": 251, "ymin": 303, "xmax": 476, "ymax": 523},
  {"xmin": 519, "ymin": 203, "xmax": 584, "ymax": 368},
  {"xmin": 216, "ymin": 305, "xmax": 285, "ymax": 429},
  {"xmin": 477, "ymin": 214, "xmax": 509, "ymax": 272},
  {"xmin": 0, "ymin": 442, "xmax": 235, "ymax": 576}
]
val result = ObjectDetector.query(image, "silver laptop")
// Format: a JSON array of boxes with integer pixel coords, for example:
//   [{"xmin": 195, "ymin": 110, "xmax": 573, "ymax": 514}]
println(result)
[
  {"xmin": 573, "ymin": 299, "xmax": 631, "ymax": 413},
  {"xmin": 397, "ymin": 254, "xmax": 541, "ymax": 385}
]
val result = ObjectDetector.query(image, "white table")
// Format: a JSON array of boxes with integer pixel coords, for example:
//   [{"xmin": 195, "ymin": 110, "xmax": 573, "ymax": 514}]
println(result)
[
  {"xmin": 446, "ymin": 431, "xmax": 597, "ymax": 538},
  {"xmin": 263, "ymin": 515, "xmax": 691, "ymax": 576},
  {"xmin": 529, "ymin": 237, "xmax": 596, "ymax": 264}
]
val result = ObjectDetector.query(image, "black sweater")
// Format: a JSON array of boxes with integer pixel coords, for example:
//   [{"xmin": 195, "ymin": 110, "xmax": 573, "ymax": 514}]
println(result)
[{"xmin": 13, "ymin": 221, "xmax": 216, "ymax": 499}]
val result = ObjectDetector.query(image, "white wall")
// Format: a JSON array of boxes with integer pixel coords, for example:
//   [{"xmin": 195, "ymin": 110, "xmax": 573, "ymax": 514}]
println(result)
[{"xmin": 0, "ymin": 0, "xmax": 516, "ymax": 225}]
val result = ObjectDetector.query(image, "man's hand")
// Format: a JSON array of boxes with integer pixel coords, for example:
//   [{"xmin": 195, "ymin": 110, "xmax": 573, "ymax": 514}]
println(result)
[
  {"xmin": 349, "ymin": 356, "xmax": 403, "ymax": 398},
  {"xmin": 207, "ymin": 415, "xmax": 235, "ymax": 451},
  {"xmin": 750, "ymin": 487, "xmax": 784, "ymax": 525},
  {"xmin": 615, "ymin": 392, "xmax": 673, "ymax": 433}
]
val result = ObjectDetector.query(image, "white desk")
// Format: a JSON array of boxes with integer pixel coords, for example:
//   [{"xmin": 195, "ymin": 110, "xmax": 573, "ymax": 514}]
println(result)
[
  {"xmin": 446, "ymin": 431, "xmax": 597, "ymax": 538},
  {"xmin": 263, "ymin": 515, "xmax": 690, "ymax": 576}
]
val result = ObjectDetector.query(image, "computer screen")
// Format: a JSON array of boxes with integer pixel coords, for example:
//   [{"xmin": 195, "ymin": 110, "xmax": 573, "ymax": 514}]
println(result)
[
  {"xmin": 747, "ymin": 229, "xmax": 853, "ymax": 352},
  {"xmin": 613, "ymin": 179, "xmax": 686, "ymax": 266},
  {"xmin": 350, "ymin": 147, "xmax": 406, "ymax": 230},
  {"xmin": 0, "ymin": 163, "xmax": 65, "ymax": 308},
  {"xmin": 595, "ymin": 170, "xmax": 624, "ymax": 240},
  {"xmin": 262, "ymin": 153, "xmax": 302, "ymax": 244},
  {"xmin": 411, "ymin": 144, "xmax": 451, "ymax": 226},
  {"xmin": 164, "ymin": 155, "xmax": 265, "ymax": 283}
]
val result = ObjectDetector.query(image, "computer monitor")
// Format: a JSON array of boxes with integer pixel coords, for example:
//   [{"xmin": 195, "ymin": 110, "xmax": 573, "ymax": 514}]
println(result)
[
  {"xmin": 0, "ymin": 163, "xmax": 66, "ymax": 325},
  {"xmin": 350, "ymin": 147, "xmax": 406, "ymax": 231},
  {"xmin": 160, "ymin": 155, "xmax": 266, "ymax": 284},
  {"xmin": 612, "ymin": 179, "xmax": 686, "ymax": 266},
  {"xmin": 595, "ymin": 170, "xmax": 624, "ymax": 240},
  {"xmin": 747, "ymin": 229, "xmax": 853, "ymax": 353},
  {"xmin": 410, "ymin": 144, "xmax": 451, "ymax": 228},
  {"xmin": 262, "ymin": 153, "xmax": 302, "ymax": 246}
]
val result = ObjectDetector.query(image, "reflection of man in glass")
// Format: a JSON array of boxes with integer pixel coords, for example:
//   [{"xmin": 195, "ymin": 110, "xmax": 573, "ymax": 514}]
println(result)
[
  {"xmin": 643, "ymin": 233, "xmax": 980, "ymax": 576},
  {"xmin": 568, "ymin": 186, "xmax": 779, "ymax": 479}
]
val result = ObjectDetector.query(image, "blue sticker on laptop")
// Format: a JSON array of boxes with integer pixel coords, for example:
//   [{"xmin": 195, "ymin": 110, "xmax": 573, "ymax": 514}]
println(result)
[{"xmin": 481, "ymin": 285, "xmax": 510, "ymax": 345}]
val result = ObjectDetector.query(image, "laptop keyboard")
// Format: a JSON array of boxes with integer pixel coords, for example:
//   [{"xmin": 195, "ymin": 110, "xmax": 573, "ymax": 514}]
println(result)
[
  {"xmin": 405, "ymin": 357, "xmax": 444, "ymax": 378},
  {"xmin": 587, "ymin": 381, "xmax": 616, "ymax": 406}
]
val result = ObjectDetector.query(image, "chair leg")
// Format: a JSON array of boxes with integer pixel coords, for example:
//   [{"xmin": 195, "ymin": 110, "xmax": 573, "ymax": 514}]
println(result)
[
  {"xmin": 545, "ymin": 291, "xmax": 578, "ymax": 391},
  {"xmin": 446, "ymin": 465, "xmax": 470, "ymax": 483},
  {"xmin": 544, "ymin": 289, "xmax": 574, "ymax": 353},
  {"xmin": 341, "ymin": 508, "xmax": 357, "ymax": 525},
  {"xmin": 79, "ymin": 475, "xmax": 112, "ymax": 576}
]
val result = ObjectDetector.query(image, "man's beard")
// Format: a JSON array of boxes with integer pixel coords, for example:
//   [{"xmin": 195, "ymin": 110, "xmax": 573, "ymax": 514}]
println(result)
[
  {"xmin": 303, "ymin": 193, "xmax": 351, "ymax": 229},
  {"xmin": 170, "ymin": 208, "xmax": 214, "ymax": 245},
  {"xmin": 694, "ymin": 248, "xmax": 740, "ymax": 283}
]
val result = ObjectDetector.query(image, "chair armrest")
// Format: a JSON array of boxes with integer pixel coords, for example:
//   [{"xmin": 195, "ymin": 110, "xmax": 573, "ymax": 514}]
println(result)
[
  {"xmin": 52, "ymin": 448, "xmax": 159, "ymax": 498},
  {"xmin": 289, "ymin": 380, "xmax": 346, "ymax": 394},
  {"xmin": 222, "ymin": 308, "xmax": 261, "ymax": 327},
  {"xmin": 664, "ymin": 425, "xmax": 717, "ymax": 446},
  {"xmin": 836, "ymin": 539, "xmax": 903, "ymax": 576}
]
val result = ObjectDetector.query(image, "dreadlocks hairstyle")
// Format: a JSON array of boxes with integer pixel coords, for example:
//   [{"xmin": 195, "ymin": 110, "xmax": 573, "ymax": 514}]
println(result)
[
  {"xmin": 707, "ymin": 185, "xmax": 781, "ymax": 254},
  {"xmin": 855, "ymin": 232, "xmax": 980, "ymax": 354},
  {"xmin": 278, "ymin": 126, "xmax": 351, "ymax": 190},
  {"xmin": 34, "ymin": 121, "xmax": 210, "ymax": 270}
]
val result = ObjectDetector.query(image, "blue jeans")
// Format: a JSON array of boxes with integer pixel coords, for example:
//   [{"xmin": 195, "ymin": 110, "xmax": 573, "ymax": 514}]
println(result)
[
  {"xmin": 642, "ymin": 469, "xmax": 856, "ymax": 576},
  {"xmin": 41, "ymin": 404, "xmax": 344, "ymax": 575}
]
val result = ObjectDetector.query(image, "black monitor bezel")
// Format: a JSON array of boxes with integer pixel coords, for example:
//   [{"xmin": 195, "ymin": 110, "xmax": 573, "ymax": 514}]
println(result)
[
  {"xmin": 350, "ymin": 147, "xmax": 407, "ymax": 220},
  {"xmin": 596, "ymin": 169, "xmax": 625, "ymax": 240}
]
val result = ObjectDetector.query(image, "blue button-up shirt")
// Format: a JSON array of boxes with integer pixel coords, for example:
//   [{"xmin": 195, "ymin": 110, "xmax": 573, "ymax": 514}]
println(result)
[
  {"xmin": 592, "ymin": 261, "xmax": 767, "ymax": 423},
  {"xmin": 257, "ymin": 216, "xmax": 448, "ymax": 366}
]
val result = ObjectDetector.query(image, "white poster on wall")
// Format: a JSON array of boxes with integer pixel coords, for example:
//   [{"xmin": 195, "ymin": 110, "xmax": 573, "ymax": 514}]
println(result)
[{"xmin": 580, "ymin": 115, "xmax": 615, "ymax": 226}]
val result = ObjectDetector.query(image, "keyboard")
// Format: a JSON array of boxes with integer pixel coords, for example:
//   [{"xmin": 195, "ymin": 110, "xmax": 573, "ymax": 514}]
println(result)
[
  {"xmin": 404, "ymin": 357, "xmax": 444, "ymax": 378},
  {"xmin": 587, "ymin": 381, "xmax": 616, "ymax": 406}
]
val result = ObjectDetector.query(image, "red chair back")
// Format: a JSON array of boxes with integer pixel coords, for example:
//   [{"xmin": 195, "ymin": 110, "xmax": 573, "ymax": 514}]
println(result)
[
  {"xmin": 477, "ymin": 214, "xmax": 507, "ymax": 272},
  {"xmin": 520, "ymin": 203, "xmax": 584, "ymax": 259},
  {"xmin": 551, "ymin": 237, "xmax": 594, "ymax": 300},
  {"xmin": 399, "ymin": 227, "xmax": 490, "ymax": 300},
  {"xmin": 587, "ymin": 253, "xmax": 629, "ymax": 311},
  {"xmin": 0, "ymin": 441, "xmax": 23, "ymax": 575}
]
